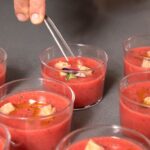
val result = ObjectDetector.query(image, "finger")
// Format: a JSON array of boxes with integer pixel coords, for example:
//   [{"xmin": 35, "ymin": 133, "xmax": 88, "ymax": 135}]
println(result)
[
  {"xmin": 30, "ymin": 0, "xmax": 46, "ymax": 24},
  {"xmin": 14, "ymin": 0, "xmax": 29, "ymax": 22}
]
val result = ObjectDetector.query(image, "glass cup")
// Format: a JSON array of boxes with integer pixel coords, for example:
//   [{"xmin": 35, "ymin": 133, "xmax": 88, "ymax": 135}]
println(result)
[
  {"xmin": 40, "ymin": 44, "xmax": 108, "ymax": 110},
  {"xmin": 123, "ymin": 35, "xmax": 150, "ymax": 75},
  {"xmin": 0, "ymin": 78, "xmax": 75, "ymax": 150},
  {"xmin": 0, "ymin": 48, "xmax": 7, "ymax": 86},
  {"xmin": 120, "ymin": 71, "xmax": 150, "ymax": 139},
  {"xmin": 57, "ymin": 124, "xmax": 150, "ymax": 150},
  {"xmin": 0, "ymin": 123, "xmax": 10, "ymax": 150}
]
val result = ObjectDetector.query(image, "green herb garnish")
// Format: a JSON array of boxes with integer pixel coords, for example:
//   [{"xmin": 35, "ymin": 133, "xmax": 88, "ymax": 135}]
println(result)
[{"xmin": 66, "ymin": 73, "xmax": 77, "ymax": 81}]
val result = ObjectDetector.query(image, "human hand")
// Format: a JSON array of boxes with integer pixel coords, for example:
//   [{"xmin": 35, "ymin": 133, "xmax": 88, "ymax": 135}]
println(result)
[{"xmin": 14, "ymin": 0, "xmax": 46, "ymax": 24}]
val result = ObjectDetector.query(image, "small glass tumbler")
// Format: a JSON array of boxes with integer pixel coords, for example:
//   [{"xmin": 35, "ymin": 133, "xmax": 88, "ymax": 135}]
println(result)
[
  {"xmin": 120, "ymin": 71, "xmax": 150, "ymax": 139},
  {"xmin": 0, "ymin": 48, "xmax": 7, "ymax": 86},
  {"xmin": 0, "ymin": 123, "xmax": 10, "ymax": 150},
  {"xmin": 123, "ymin": 35, "xmax": 150, "ymax": 75},
  {"xmin": 57, "ymin": 125, "xmax": 150, "ymax": 150},
  {"xmin": 40, "ymin": 44, "xmax": 108, "ymax": 109},
  {"xmin": 0, "ymin": 78, "xmax": 75, "ymax": 150}
]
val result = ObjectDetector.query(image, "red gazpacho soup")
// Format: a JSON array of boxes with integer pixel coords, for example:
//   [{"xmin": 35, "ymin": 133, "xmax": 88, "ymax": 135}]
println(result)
[
  {"xmin": 124, "ymin": 47, "xmax": 150, "ymax": 75},
  {"xmin": 41, "ymin": 57, "xmax": 106, "ymax": 108},
  {"xmin": 120, "ymin": 82, "xmax": 150, "ymax": 138},
  {"xmin": 0, "ymin": 91, "xmax": 72, "ymax": 150},
  {"xmin": 67, "ymin": 137, "xmax": 144, "ymax": 150},
  {"xmin": 0, "ymin": 137, "xmax": 6, "ymax": 150}
]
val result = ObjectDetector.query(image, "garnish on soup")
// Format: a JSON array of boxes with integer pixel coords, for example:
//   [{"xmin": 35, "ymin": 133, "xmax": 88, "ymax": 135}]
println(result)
[
  {"xmin": 0, "ymin": 99, "xmax": 56, "ymax": 117},
  {"xmin": 85, "ymin": 139, "xmax": 104, "ymax": 150},
  {"xmin": 147, "ymin": 51, "xmax": 150, "ymax": 57},
  {"xmin": 0, "ymin": 102, "xmax": 15, "ymax": 115},
  {"xmin": 143, "ymin": 97, "xmax": 150, "ymax": 106},
  {"xmin": 141, "ymin": 58, "xmax": 150, "ymax": 68},
  {"xmin": 39, "ymin": 104, "xmax": 56, "ymax": 117},
  {"xmin": 54, "ymin": 60, "xmax": 93, "ymax": 80},
  {"xmin": 141, "ymin": 51, "xmax": 150, "ymax": 68}
]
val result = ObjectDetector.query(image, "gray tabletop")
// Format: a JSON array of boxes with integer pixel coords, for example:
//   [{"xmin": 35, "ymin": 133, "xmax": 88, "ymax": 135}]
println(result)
[{"xmin": 0, "ymin": 0, "xmax": 150, "ymax": 130}]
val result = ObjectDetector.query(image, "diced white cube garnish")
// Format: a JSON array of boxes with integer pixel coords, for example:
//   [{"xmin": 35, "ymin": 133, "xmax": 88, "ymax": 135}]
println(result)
[
  {"xmin": 0, "ymin": 102, "xmax": 15, "ymax": 115},
  {"xmin": 75, "ymin": 72, "xmax": 86, "ymax": 77},
  {"xmin": 85, "ymin": 140, "xmax": 104, "ymax": 150},
  {"xmin": 60, "ymin": 71, "xmax": 67, "ymax": 76},
  {"xmin": 144, "ymin": 97, "xmax": 150, "ymax": 105},
  {"xmin": 55, "ymin": 61, "xmax": 71, "ymax": 69},
  {"xmin": 29, "ymin": 99, "xmax": 36, "ymax": 105},
  {"xmin": 39, "ymin": 104, "xmax": 56, "ymax": 116},
  {"xmin": 147, "ymin": 51, "xmax": 150, "ymax": 57},
  {"xmin": 141, "ymin": 59, "xmax": 150, "ymax": 68}
]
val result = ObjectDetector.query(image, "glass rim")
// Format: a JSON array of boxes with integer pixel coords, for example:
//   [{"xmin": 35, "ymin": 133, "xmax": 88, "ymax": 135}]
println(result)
[
  {"xmin": 123, "ymin": 34, "xmax": 150, "ymax": 52},
  {"xmin": 57, "ymin": 124, "xmax": 150, "ymax": 149},
  {"xmin": 0, "ymin": 123, "xmax": 11, "ymax": 150},
  {"xmin": 39, "ymin": 43, "xmax": 108, "ymax": 72},
  {"xmin": 0, "ymin": 48, "xmax": 7, "ymax": 63},
  {"xmin": 0, "ymin": 77, "xmax": 75, "ymax": 120},
  {"xmin": 120, "ymin": 71, "xmax": 150, "ymax": 108}
]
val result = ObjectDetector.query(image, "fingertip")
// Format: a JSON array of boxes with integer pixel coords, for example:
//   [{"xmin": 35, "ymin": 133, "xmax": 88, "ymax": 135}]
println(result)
[
  {"xmin": 16, "ymin": 13, "xmax": 29, "ymax": 22},
  {"xmin": 30, "ymin": 0, "xmax": 45, "ymax": 24},
  {"xmin": 31, "ymin": 13, "xmax": 44, "ymax": 24},
  {"xmin": 14, "ymin": 0, "xmax": 29, "ymax": 22}
]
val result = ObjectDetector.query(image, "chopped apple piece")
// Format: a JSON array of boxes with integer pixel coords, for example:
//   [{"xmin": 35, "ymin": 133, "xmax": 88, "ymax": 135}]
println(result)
[
  {"xmin": 141, "ymin": 59, "xmax": 150, "ymax": 68},
  {"xmin": 85, "ymin": 140, "xmax": 104, "ymax": 150},
  {"xmin": 55, "ymin": 61, "xmax": 71, "ymax": 69},
  {"xmin": 78, "ymin": 64, "xmax": 90, "ymax": 71},
  {"xmin": 78, "ymin": 65, "xmax": 92, "ymax": 76},
  {"xmin": 75, "ymin": 72, "xmax": 86, "ymax": 77},
  {"xmin": 143, "ymin": 97, "xmax": 150, "ymax": 106},
  {"xmin": 29, "ymin": 99, "xmax": 36, "ymax": 105},
  {"xmin": 60, "ymin": 71, "xmax": 67, "ymax": 76},
  {"xmin": 0, "ymin": 102, "xmax": 15, "ymax": 115},
  {"xmin": 84, "ymin": 70, "xmax": 93, "ymax": 76},
  {"xmin": 39, "ymin": 104, "xmax": 56, "ymax": 116}
]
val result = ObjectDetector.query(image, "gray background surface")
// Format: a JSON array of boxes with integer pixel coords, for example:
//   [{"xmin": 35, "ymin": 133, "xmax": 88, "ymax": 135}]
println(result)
[{"xmin": 0, "ymin": 0, "xmax": 150, "ymax": 130}]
